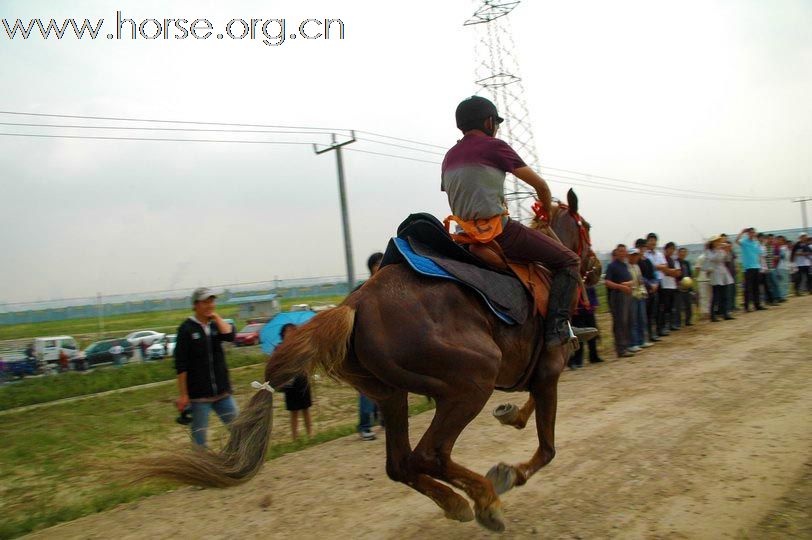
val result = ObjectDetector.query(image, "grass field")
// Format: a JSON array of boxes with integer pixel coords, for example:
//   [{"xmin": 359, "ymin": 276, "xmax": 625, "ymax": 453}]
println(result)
[
  {"xmin": 0, "ymin": 347, "xmax": 267, "ymax": 411},
  {"xmin": 0, "ymin": 294, "xmax": 347, "ymax": 344},
  {"xmin": 0, "ymin": 363, "xmax": 434, "ymax": 539}
]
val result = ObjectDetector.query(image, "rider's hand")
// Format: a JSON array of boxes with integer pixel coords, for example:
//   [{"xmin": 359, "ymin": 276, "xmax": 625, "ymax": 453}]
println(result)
[{"xmin": 543, "ymin": 201, "xmax": 553, "ymax": 220}]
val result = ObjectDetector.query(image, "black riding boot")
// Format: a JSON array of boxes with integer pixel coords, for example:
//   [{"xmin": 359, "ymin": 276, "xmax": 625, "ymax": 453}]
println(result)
[{"xmin": 545, "ymin": 268, "xmax": 598, "ymax": 351}]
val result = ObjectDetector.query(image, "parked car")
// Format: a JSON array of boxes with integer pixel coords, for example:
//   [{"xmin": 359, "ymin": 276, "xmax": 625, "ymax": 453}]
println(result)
[
  {"xmin": 146, "ymin": 334, "xmax": 177, "ymax": 359},
  {"xmin": 33, "ymin": 336, "xmax": 79, "ymax": 367},
  {"xmin": 75, "ymin": 339, "xmax": 134, "ymax": 369},
  {"xmin": 125, "ymin": 330, "xmax": 166, "ymax": 347},
  {"xmin": 0, "ymin": 357, "xmax": 37, "ymax": 379},
  {"xmin": 234, "ymin": 323, "xmax": 264, "ymax": 347}
]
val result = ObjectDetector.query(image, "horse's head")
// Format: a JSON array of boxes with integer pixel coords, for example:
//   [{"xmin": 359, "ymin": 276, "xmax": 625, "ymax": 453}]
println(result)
[{"xmin": 531, "ymin": 189, "xmax": 601, "ymax": 287}]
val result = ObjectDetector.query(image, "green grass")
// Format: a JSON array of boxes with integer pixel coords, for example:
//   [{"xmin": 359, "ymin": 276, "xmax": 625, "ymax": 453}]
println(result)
[
  {"xmin": 0, "ymin": 365, "xmax": 435, "ymax": 539},
  {"xmin": 0, "ymin": 347, "xmax": 268, "ymax": 411},
  {"xmin": 0, "ymin": 294, "xmax": 348, "ymax": 344}
]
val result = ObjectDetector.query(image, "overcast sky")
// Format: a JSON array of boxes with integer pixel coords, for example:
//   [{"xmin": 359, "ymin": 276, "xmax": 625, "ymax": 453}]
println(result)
[{"xmin": 1, "ymin": 0, "xmax": 810, "ymax": 304}]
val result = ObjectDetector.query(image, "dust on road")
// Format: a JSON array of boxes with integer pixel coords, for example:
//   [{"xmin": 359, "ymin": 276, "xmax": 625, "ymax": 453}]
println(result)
[{"xmin": 31, "ymin": 296, "xmax": 812, "ymax": 539}]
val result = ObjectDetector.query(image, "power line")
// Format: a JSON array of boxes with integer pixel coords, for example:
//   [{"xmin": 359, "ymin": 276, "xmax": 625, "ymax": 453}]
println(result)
[
  {"xmin": 0, "ymin": 110, "xmax": 350, "ymax": 133},
  {"xmin": 355, "ymin": 129, "xmax": 447, "ymax": 150},
  {"xmin": 542, "ymin": 173, "xmax": 785, "ymax": 201},
  {"xmin": 0, "ymin": 108, "xmax": 795, "ymax": 201},
  {"xmin": 0, "ymin": 132, "xmax": 789, "ymax": 201},
  {"xmin": 0, "ymin": 132, "xmax": 324, "ymax": 145},
  {"xmin": 0, "ymin": 121, "xmax": 337, "ymax": 137},
  {"xmin": 344, "ymin": 147, "xmax": 443, "ymax": 165},
  {"xmin": 357, "ymin": 130, "xmax": 790, "ymax": 201},
  {"xmin": 345, "ymin": 146, "xmax": 785, "ymax": 202},
  {"xmin": 539, "ymin": 165, "xmax": 779, "ymax": 201},
  {"xmin": 355, "ymin": 136, "xmax": 446, "ymax": 156},
  {"xmin": 0, "ymin": 119, "xmax": 441, "ymax": 155}
]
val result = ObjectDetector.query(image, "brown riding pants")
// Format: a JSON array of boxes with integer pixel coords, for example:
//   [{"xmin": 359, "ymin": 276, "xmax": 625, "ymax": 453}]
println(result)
[{"xmin": 495, "ymin": 218, "xmax": 579, "ymax": 271}]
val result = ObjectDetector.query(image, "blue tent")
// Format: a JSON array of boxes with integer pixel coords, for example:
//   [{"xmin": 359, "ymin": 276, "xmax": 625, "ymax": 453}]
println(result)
[{"xmin": 259, "ymin": 311, "xmax": 317, "ymax": 354}]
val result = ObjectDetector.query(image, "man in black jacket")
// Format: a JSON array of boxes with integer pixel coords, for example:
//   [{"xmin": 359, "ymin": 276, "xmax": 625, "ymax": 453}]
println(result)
[{"xmin": 175, "ymin": 287, "xmax": 237, "ymax": 446}]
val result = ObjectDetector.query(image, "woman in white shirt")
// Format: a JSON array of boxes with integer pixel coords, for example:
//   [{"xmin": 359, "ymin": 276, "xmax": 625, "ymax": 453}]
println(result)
[{"xmin": 704, "ymin": 235, "xmax": 735, "ymax": 322}]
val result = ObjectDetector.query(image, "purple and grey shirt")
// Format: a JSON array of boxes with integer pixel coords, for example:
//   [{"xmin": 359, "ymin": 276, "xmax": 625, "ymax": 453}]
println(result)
[{"xmin": 441, "ymin": 132, "xmax": 526, "ymax": 221}]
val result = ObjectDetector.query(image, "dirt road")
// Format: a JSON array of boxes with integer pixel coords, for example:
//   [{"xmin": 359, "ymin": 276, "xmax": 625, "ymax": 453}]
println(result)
[{"xmin": 31, "ymin": 296, "xmax": 811, "ymax": 539}]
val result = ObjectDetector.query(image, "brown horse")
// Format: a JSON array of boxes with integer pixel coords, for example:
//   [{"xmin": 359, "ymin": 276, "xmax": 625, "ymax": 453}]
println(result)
[{"xmin": 137, "ymin": 190, "xmax": 598, "ymax": 533}]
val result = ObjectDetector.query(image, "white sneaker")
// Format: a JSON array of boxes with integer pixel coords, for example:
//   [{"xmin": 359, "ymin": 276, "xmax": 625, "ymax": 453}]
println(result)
[
  {"xmin": 627, "ymin": 346, "xmax": 642, "ymax": 353},
  {"xmin": 359, "ymin": 430, "xmax": 377, "ymax": 441},
  {"xmin": 640, "ymin": 342, "xmax": 654, "ymax": 348}
]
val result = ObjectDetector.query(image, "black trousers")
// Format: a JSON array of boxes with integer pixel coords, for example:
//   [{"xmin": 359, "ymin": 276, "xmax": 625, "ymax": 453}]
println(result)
[
  {"xmin": 657, "ymin": 288, "xmax": 676, "ymax": 331},
  {"xmin": 744, "ymin": 268, "xmax": 762, "ymax": 309},
  {"xmin": 711, "ymin": 284, "xmax": 729, "ymax": 319},
  {"xmin": 570, "ymin": 311, "xmax": 599, "ymax": 367},
  {"xmin": 646, "ymin": 291, "xmax": 659, "ymax": 338},
  {"xmin": 609, "ymin": 292, "xmax": 631, "ymax": 355},
  {"xmin": 759, "ymin": 272, "xmax": 774, "ymax": 303},
  {"xmin": 794, "ymin": 266, "xmax": 811, "ymax": 295},
  {"xmin": 676, "ymin": 290, "xmax": 692, "ymax": 326}
]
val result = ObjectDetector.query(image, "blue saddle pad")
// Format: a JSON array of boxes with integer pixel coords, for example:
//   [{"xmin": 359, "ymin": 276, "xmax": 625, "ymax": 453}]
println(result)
[{"xmin": 392, "ymin": 237, "xmax": 517, "ymax": 324}]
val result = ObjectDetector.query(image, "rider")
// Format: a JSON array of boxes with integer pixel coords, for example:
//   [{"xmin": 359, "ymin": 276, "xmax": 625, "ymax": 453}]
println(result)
[{"xmin": 442, "ymin": 96, "xmax": 597, "ymax": 350}]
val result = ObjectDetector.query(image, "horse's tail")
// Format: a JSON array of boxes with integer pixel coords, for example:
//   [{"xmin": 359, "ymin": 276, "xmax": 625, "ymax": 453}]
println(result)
[
  {"xmin": 264, "ymin": 304, "xmax": 357, "ymax": 383},
  {"xmin": 133, "ymin": 305, "xmax": 356, "ymax": 488}
]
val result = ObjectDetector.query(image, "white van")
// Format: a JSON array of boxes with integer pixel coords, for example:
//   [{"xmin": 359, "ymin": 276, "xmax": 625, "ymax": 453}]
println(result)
[{"xmin": 34, "ymin": 336, "xmax": 79, "ymax": 364}]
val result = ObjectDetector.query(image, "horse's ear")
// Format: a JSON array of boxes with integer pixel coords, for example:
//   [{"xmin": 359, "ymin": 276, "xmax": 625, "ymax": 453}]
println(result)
[{"xmin": 567, "ymin": 188, "xmax": 578, "ymax": 214}]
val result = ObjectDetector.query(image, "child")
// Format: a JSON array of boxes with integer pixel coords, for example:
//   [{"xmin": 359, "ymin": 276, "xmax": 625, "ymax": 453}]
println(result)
[{"xmin": 279, "ymin": 323, "xmax": 313, "ymax": 440}]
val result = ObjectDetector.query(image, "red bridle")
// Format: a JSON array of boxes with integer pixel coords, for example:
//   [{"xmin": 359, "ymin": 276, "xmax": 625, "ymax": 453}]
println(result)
[
  {"xmin": 531, "ymin": 200, "xmax": 592, "ymax": 263},
  {"xmin": 532, "ymin": 200, "xmax": 596, "ymax": 310}
]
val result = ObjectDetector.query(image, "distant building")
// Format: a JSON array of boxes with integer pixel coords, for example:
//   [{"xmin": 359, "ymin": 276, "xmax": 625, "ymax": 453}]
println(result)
[{"xmin": 225, "ymin": 293, "xmax": 281, "ymax": 321}]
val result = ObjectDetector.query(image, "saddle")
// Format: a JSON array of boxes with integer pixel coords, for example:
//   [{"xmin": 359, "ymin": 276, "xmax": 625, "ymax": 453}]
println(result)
[
  {"xmin": 467, "ymin": 242, "xmax": 552, "ymax": 318},
  {"xmin": 380, "ymin": 213, "xmax": 551, "ymax": 325}
]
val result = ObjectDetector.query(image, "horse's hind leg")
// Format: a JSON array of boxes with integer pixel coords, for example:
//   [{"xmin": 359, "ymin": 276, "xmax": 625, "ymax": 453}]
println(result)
[
  {"xmin": 378, "ymin": 391, "xmax": 474, "ymax": 523},
  {"xmin": 493, "ymin": 395, "xmax": 535, "ymax": 429},
  {"xmin": 411, "ymin": 392, "xmax": 506, "ymax": 532}
]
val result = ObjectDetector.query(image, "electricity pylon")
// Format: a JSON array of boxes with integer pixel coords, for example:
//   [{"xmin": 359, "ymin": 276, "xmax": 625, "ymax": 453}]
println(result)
[{"xmin": 466, "ymin": 0, "xmax": 539, "ymax": 221}]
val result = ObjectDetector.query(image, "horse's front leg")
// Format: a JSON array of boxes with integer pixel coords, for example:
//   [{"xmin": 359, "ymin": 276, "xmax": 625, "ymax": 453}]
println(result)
[
  {"xmin": 492, "ymin": 396, "xmax": 535, "ymax": 429},
  {"xmin": 486, "ymin": 353, "xmax": 563, "ymax": 494}
]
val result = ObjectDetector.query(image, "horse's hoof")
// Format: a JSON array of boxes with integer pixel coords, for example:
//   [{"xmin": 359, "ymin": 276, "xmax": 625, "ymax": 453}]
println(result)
[
  {"xmin": 486, "ymin": 462, "xmax": 518, "ymax": 495},
  {"xmin": 493, "ymin": 403, "xmax": 519, "ymax": 425},
  {"xmin": 444, "ymin": 499, "xmax": 475, "ymax": 523},
  {"xmin": 476, "ymin": 502, "xmax": 506, "ymax": 533}
]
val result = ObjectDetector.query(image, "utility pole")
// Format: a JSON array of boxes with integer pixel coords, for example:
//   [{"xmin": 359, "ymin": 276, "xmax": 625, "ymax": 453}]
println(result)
[
  {"xmin": 314, "ymin": 131, "xmax": 358, "ymax": 290},
  {"xmin": 793, "ymin": 197, "xmax": 811, "ymax": 233}
]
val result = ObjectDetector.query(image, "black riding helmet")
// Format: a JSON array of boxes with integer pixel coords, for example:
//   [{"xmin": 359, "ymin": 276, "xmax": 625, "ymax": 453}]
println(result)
[{"xmin": 455, "ymin": 96, "xmax": 504, "ymax": 135}]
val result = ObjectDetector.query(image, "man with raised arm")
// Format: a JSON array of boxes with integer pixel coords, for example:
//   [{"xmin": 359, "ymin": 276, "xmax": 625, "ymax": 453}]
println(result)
[{"xmin": 175, "ymin": 287, "xmax": 238, "ymax": 446}]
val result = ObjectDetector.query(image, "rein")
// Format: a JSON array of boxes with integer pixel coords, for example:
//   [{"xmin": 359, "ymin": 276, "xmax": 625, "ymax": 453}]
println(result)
[{"xmin": 531, "ymin": 200, "xmax": 595, "ymax": 310}]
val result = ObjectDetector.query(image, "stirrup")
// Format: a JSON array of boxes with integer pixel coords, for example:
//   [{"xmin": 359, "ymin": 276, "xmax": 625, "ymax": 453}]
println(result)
[
  {"xmin": 571, "ymin": 324, "xmax": 599, "ymax": 342},
  {"xmin": 545, "ymin": 321, "xmax": 581, "ymax": 352}
]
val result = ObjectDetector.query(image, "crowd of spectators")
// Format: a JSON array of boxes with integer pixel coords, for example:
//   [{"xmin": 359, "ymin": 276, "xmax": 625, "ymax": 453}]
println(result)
[{"xmin": 579, "ymin": 230, "xmax": 811, "ymax": 363}]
